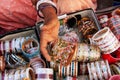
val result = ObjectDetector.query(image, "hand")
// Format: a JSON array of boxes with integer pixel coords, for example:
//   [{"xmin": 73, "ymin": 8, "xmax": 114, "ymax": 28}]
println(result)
[{"xmin": 40, "ymin": 6, "xmax": 59, "ymax": 61}]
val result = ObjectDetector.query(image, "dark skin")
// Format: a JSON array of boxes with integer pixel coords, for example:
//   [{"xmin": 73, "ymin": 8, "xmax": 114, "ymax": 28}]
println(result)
[{"xmin": 31, "ymin": 0, "xmax": 59, "ymax": 61}]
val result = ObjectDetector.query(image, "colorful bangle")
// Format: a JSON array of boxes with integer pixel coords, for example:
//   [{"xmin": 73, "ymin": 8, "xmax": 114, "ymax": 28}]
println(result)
[{"xmin": 21, "ymin": 38, "xmax": 39, "ymax": 59}]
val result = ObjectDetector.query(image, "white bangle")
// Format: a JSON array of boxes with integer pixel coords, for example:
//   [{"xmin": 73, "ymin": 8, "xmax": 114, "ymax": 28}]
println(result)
[
  {"xmin": 36, "ymin": 0, "xmax": 57, "ymax": 18},
  {"xmin": 5, "ymin": 41, "xmax": 10, "ymax": 53}
]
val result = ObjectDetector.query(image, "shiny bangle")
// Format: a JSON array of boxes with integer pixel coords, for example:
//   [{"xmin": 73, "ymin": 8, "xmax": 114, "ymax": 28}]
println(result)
[
  {"xmin": 95, "ymin": 61, "xmax": 102, "ymax": 80},
  {"xmin": 100, "ymin": 61, "xmax": 108, "ymax": 80},
  {"xmin": 3, "ymin": 41, "xmax": 5, "ymax": 54},
  {"xmin": 105, "ymin": 60, "xmax": 112, "ymax": 77},
  {"xmin": 15, "ymin": 38, "xmax": 21, "ymax": 53},
  {"xmin": 30, "ymin": 57, "xmax": 46, "ymax": 70},
  {"xmin": 91, "ymin": 62, "xmax": 98, "ymax": 80},
  {"xmin": 22, "ymin": 38, "xmax": 39, "ymax": 59},
  {"xmin": 87, "ymin": 63, "xmax": 93, "ymax": 80},
  {"xmin": 35, "ymin": 68, "xmax": 53, "ymax": 80},
  {"xmin": 5, "ymin": 41, "xmax": 10, "ymax": 53},
  {"xmin": 67, "ymin": 64, "xmax": 70, "ymax": 76},
  {"xmin": 11, "ymin": 39, "xmax": 16, "ymax": 53}
]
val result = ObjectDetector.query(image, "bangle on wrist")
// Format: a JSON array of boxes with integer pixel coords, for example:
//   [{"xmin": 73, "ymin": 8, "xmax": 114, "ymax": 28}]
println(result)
[{"xmin": 36, "ymin": 1, "xmax": 57, "ymax": 18}]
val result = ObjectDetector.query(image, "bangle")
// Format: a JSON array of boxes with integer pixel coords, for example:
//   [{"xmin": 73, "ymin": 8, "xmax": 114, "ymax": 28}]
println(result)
[
  {"xmin": 21, "ymin": 38, "xmax": 39, "ymax": 59},
  {"xmin": 5, "ymin": 41, "xmax": 10, "ymax": 53},
  {"xmin": 0, "ymin": 41, "xmax": 4, "ymax": 55},
  {"xmin": 15, "ymin": 38, "xmax": 21, "ymax": 53},
  {"xmin": 36, "ymin": 0, "xmax": 57, "ymax": 18}
]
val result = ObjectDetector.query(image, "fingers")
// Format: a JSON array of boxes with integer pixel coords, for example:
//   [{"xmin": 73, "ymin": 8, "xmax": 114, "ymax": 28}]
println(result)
[{"xmin": 40, "ymin": 38, "xmax": 51, "ymax": 61}]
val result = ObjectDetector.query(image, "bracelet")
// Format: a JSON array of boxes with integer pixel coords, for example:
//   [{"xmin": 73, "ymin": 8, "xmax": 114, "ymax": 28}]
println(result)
[
  {"xmin": 95, "ymin": 61, "xmax": 102, "ymax": 80},
  {"xmin": 0, "ymin": 41, "xmax": 4, "ymax": 55},
  {"xmin": 11, "ymin": 39, "xmax": 16, "ymax": 53},
  {"xmin": 21, "ymin": 38, "xmax": 39, "ymax": 59},
  {"xmin": 36, "ymin": 0, "xmax": 57, "ymax": 18},
  {"xmin": 5, "ymin": 41, "xmax": 10, "ymax": 53}
]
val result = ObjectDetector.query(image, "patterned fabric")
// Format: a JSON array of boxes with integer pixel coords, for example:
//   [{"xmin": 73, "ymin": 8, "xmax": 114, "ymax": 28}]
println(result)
[{"xmin": 0, "ymin": 0, "xmax": 37, "ymax": 34}]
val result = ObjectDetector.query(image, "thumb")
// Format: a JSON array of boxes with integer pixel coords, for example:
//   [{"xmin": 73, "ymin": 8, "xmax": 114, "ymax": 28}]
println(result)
[{"xmin": 40, "ymin": 39, "xmax": 51, "ymax": 61}]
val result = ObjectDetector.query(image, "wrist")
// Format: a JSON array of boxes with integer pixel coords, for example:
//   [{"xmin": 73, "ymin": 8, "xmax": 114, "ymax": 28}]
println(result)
[{"xmin": 36, "ymin": 0, "xmax": 57, "ymax": 18}]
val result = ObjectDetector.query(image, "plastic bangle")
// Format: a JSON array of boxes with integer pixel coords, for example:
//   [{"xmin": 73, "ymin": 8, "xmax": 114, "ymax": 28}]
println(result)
[
  {"xmin": 105, "ymin": 60, "xmax": 112, "ymax": 77},
  {"xmin": 15, "ymin": 38, "xmax": 21, "ymax": 53},
  {"xmin": 11, "ymin": 39, "xmax": 15, "ymax": 53},
  {"xmin": 91, "ymin": 62, "xmax": 98, "ymax": 80},
  {"xmin": 100, "ymin": 61, "xmax": 108, "ymax": 80},
  {"xmin": 5, "ymin": 41, "xmax": 10, "ymax": 53},
  {"xmin": 30, "ymin": 57, "xmax": 46, "ymax": 70},
  {"xmin": 87, "ymin": 63, "xmax": 93, "ymax": 80},
  {"xmin": 95, "ymin": 61, "xmax": 102, "ymax": 80}
]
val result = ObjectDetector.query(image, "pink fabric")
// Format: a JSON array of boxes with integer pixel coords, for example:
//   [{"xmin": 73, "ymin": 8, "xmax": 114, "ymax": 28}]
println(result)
[
  {"xmin": 0, "ymin": 0, "xmax": 37, "ymax": 34},
  {"xmin": 0, "ymin": 0, "xmax": 97, "ymax": 34},
  {"xmin": 57, "ymin": 0, "xmax": 97, "ymax": 15}
]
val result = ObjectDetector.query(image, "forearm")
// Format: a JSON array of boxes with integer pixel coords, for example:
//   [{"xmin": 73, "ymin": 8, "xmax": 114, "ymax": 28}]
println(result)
[
  {"xmin": 31, "ymin": 0, "xmax": 58, "ymax": 28},
  {"xmin": 41, "ymin": 4, "xmax": 58, "ymax": 25}
]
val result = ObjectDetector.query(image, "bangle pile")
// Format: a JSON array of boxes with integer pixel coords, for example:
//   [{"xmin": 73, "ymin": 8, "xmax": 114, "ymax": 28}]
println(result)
[
  {"xmin": 5, "ymin": 53, "xmax": 29, "ymax": 68},
  {"xmin": 35, "ymin": 68, "xmax": 53, "ymax": 80},
  {"xmin": 3, "ymin": 67, "xmax": 35, "ymax": 80},
  {"xmin": 77, "ymin": 43, "xmax": 101, "ymax": 62},
  {"xmin": 92, "ymin": 27, "xmax": 120, "ymax": 54},
  {"xmin": 58, "ymin": 61, "xmax": 78, "ymax": 78},
  {"xmin": 87, "ymin": 60, "xmax": 111, "ymax": 80}
]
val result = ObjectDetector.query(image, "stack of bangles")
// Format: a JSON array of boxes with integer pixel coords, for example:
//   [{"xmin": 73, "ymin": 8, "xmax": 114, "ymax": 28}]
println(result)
[
  {"xmin": 5, "ymin": 53, "xmax": 29, "ymax": 68},
  {"xmin": 108, "ymin": 15, "xmax": 120, "ymax": 40},
  {"xmin": 92, "ymin": 27, "xmax": 120, "ymax": 54},
  {"xmin": 30, "ymin": 57, "xmax": 46, "ymax": 71},
  {"xmin": 35, "ymin": 68, "xmax": 53, "ymax": 80},
  {"xmin": 110, "ymin": 62, "xmax": 120, "ymax": 74},
  {"xmin": 78, "ymin": 63, "xmax": 88, "ymax": 75},
  {"xmin": 1, "ymin": 67, "xmax": 35, "ymax": 80},
  {"xmin": 0, "ymin": 36, "xmax": 35, "ymax": 54},
  {"xmin": 50, "ymin": 38, "xmax": 77, "ymax": 66},
  {"xmin": 78, "ymin": 17, "xmax": 98, "ymax": 38},
  {"xmin": 87, "ymin": 60, "xmax": 111, "ymax": 80},
  {"xmin": 76, "ymin": 43, "xmax": 101, "ymax": 62},
  {"xmin": 58, "ymin": 61, "xmax": 78, "ymax": 78}
]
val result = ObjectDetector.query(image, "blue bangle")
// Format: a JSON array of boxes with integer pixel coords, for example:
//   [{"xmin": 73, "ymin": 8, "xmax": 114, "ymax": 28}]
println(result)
[{"xmin": 21, "ymin": 38, "xmax": 39, "ymax": 59}]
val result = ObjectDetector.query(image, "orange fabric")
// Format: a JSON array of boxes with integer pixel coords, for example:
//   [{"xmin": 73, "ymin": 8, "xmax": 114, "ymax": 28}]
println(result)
[{"xmin": 0, "ymin": 0, "xmax": 37, "ymax": 33}]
